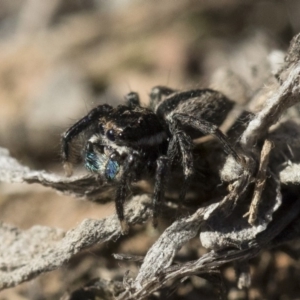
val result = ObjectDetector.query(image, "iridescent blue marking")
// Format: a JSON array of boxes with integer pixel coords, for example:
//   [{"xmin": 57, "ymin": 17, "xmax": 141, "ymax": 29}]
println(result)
[
  {"xmin": 105, "ymin": 159, "xmax": 120, "ymax": 180},
  {"xmin": 85, "ymin": 151, "xmax": 120, "ymax": 180},
  {"xmin": 85, "ymin": 151, "xmax": 106, "ymax": 173}
]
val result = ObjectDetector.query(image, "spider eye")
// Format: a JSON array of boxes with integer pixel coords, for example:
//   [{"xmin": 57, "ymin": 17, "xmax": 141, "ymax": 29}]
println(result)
[{"xmin": 106, "ymin": 129, "xmax": 115, "ymax": 141}]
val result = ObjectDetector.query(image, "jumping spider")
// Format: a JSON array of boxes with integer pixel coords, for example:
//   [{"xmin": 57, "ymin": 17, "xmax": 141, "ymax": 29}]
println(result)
[{"xmin": 61, "ymin": 86, "xmax": 242, "ymax": 232}]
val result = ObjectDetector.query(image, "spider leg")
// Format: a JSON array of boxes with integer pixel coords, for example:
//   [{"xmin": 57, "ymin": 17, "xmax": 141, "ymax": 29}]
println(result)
[
  {"xmin": 149, "ymin": 86, "xmax": 176, "ymax": 110},
  {"xmin": 61, "ymin": 104, "xmax": 113, "ymax": 175},
  {"xmin": 115, "ymin": 153, "xmax": 135, "ymax": 234},
  {"xmin": 168, "ymin": 123, "xmax": 194, "ymax": 207},
  {"xmin": 167, "ymin": 133, "xmax": 179, "ymax": 166},
  {"xmin": 152, "ymin": 155, "xmax": 169, "ymax": 227},
  {"xmin": 176, "ymin": 131, "xmax": 194, "ymax": 205},
  {"xmin": 172, "ymin": 113, "xmax": 242, "ymax": 164},
  {"xmin": 125, "ymin": 92, "xmax": 140, "ymax": 108}
]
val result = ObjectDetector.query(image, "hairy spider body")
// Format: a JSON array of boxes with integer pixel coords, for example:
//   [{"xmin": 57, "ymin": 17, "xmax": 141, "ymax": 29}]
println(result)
[{"xmin": 61, "ymin": 87, "xmax": 241, "ymax": 232}]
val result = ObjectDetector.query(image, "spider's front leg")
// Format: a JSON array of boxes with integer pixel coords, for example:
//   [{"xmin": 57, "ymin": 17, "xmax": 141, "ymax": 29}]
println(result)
[
  {"xmin": 116, "ymin": 153, "xmax": 169, "ymax": 230},
  {"xmin": 61, "ymin": 104, "xmax": 113, "ymax": 176},
  {"xmin": 115, "ymin": 153, "xmax": 136, "ymax": 234}
]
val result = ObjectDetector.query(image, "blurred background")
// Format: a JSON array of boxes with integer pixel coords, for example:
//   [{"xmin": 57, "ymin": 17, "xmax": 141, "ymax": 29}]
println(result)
[{"xmin": 1, "ymin": 0, "xmax": 300, "ymax": 299}]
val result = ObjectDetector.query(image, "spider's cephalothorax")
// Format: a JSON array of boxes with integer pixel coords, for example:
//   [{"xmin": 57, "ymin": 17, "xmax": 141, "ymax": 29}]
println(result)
[{"xmin": 61, "ymin": 87, "xmax": 242, "ymax": 232}]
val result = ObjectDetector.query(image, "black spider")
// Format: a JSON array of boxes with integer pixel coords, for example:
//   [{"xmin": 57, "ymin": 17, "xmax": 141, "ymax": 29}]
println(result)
[{"xmin": 61, "ymin": 86, "xmax": 242, "ymax": 232}]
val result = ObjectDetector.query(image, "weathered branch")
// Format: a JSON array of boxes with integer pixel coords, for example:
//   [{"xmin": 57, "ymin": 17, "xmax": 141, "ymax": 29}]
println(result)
[
  {"xmin": 0, "ymin": 147, "xmax": 115, "ymax": 202},
  {"xmin": 241, "ymin": 61, "xmax": 300, "ymax": 148},
  {"xmin": 0, "ymin": 194, "xmax": 152, "ymax": 290},
  {"xmin": 120, "ymin": 194, "xmax": 300, "ymax": 300},
  {"xmin": 247, "ymin": 139, "xmax": 273, "ymax": 225}
]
